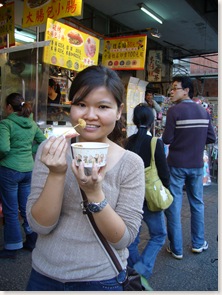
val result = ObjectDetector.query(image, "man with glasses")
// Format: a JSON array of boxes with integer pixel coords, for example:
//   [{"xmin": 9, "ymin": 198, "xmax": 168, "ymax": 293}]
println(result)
[{"xmin": 162, "ymin": 76, "xmax": 216, "ymax": 260}]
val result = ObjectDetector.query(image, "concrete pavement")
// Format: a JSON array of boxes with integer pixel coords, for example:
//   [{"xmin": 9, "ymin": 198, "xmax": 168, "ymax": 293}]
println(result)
[
  {"xmin": 143, "ymin": 181, "xmax": 218, "ymax": 291},
  {"xmin": 0, "ymin": 182, "xmax": 218, "ymax": 291}
]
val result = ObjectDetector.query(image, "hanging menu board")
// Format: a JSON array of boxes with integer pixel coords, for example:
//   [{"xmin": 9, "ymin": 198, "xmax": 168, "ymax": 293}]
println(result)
[
  {"xmin": 0, "ymin": 2, "xmax": 15, "ymax": 49},
  {"xmin": 102, "ymin": 35, "xmax": 147, "ymax": 70},
  {"xmin": 126, "ymin": 77, "xmax": 148, "ymax": 136},
  {"xmin": 22, "ymin": 0, "xmax": 82, "ymax": 28},
  {"xmin": 43, "ymin": 18, "xmax": 100, "ymax": 72}
]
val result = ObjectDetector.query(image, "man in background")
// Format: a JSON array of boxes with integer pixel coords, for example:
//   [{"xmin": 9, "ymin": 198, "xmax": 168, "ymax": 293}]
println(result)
[
  {"xmin": 145, "ymin": 90, "xmax": 162, "ymax": 119},
  {"xmin": 162, "ymin": 76, "xmax": 216, "ymax": 260}
]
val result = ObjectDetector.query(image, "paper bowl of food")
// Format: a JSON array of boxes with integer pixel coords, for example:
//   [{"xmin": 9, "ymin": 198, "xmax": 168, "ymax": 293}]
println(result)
[{"xmin": 71, "ymin": 142, "xmax": 109, "ymax": 167}]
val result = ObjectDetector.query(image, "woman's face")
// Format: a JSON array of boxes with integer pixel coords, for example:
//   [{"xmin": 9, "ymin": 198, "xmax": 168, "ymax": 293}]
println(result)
[{"xmin": 70, "ymin": 86, "xmax": 123, "ymax": 143}]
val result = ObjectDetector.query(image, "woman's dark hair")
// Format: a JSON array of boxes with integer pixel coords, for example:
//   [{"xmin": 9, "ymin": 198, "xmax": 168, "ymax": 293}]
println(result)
[
  {"xmin": 69, "ymin": 65, "xmax": 125, "ymax": 145},
  {"xmin": 125, "ymin": 103, "xmax": 154, "ymax": 153},
  {"xmin": 49, "ymin": 78, "xmax": 61, "ymax": 95},
  {"xmin": 172, "ymin": 76, "xmax": 194, "ymax": 98},
  {"xmin": 6, "ymin": 92, "xmax": 32, "ymax": 118}
]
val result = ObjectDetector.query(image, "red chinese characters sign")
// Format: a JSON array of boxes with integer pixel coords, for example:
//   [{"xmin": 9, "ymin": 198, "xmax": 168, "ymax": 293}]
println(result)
[
  {"xmin": 102, "ymin": 35, "xmax": 147, "ymax": 70},
  {"xmin": 22, "ymin": 0, "xmax": 82, "ymax": 29}
]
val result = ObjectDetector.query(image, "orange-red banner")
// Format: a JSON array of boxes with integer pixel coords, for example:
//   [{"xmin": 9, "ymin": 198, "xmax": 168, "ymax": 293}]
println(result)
[
  {"xmin": 43, "ymin": 18, "xmax": 100, "ymax": 71},
  {"xmin": 22, "ymin": 0, "xmax": 82, "ymax": 28},
  {"xmin": 102, "ymin": 35, "xmax": 147, "ymax": 70},
  {"xmin": 0, "ymin": 2, "xmax": 15, "ymax": 49}
]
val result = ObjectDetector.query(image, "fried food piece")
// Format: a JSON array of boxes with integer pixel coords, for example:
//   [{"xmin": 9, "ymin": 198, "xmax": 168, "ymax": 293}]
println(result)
[{"xmin": 78, "ymin": 118, "xmax": 86, "ymax": 128}]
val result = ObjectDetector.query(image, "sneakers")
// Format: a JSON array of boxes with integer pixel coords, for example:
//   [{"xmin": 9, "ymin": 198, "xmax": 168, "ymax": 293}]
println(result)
[
  {"xmin": 192, "ymin": 241, "xmax": 208, "ymax": 253},
  {"xmin": 140, "ymin": 275, "xmax": 153, "ymax": 291},
  {"xmin": 166, "ymin": 246, "xmax": 183, "ymax": 260}
]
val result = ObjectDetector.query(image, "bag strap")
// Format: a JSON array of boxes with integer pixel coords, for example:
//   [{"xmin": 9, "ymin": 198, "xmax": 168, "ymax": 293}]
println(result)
[
  {"xmin": 150, "ymin": 137, "xmax": 158, "ymax": 168},
  {"xmin": 80, "ymin": 188, "xmax": 124, "ymax": 274}
]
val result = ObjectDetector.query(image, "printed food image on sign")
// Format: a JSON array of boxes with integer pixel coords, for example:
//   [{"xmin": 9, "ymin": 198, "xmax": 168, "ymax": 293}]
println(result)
[
  {"xmin": 67, "ymin": 31, "xmax": 84, "ymax": 46},
  {"xmin": 51, "ymin": 56, "xmax": 57, "ymax": 64},
  {"xmin": 27, "ymin": 0, "xmax": 50, "ymax": 8},
  {"xmin": 66, "ymin": 60, "xmax": 73, "ymax": 68},
  {"xmin": 84, "ymin": 37, "xmax": 97, "ymax": 58}
]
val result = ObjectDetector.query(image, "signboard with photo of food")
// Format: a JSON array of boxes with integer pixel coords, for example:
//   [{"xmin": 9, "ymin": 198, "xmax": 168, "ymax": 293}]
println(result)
[
  {"xmin": 22, "ymin": 0, "xmax": 82, "ymax": 28},
  {"xmin": 102, "ymin": 35, "xmax": 147, "ymax": 70},
  {"xmin": 43, "ymin": 18, "xmax": 100, "ymax": 71}
]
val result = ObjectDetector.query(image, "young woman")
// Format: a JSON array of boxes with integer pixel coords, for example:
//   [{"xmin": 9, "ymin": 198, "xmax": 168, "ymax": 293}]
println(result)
[
  {"xmin": 26, "ymin": 65, "xmax": 145, "ymax": 291},
  {"xmin": 48, "ymin": 78, "xmax": 61, "ymax": 104},
  {"xmin": 124, "ymin": 103, "xmax": 170, "ymax": 290},
  {"xmin": 0, "ymin": 93, "xmax": 46, "ymax": 259},
  {"xmin": 47, "ymin": 78, "xmax": 62, "ymax": 122}
]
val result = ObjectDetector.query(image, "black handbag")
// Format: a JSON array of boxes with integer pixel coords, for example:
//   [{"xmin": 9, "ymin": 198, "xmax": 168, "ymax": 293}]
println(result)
[
  {"xmin": 80, "ymin": 189, "xmax": 144, "ymax": 291},
  {"xmin": 123, "ymin": 266, "xmax": 144, "ymax": 291}
]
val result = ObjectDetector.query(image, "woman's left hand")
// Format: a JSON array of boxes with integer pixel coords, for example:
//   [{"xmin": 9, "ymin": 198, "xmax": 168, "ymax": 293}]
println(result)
[{"xmin": 71, "ymin": 161, "xmax": 106, "ymax": 198}]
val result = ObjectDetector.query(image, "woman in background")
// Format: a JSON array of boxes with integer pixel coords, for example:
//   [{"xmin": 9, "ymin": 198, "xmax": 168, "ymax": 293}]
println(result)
[
  {"xmin": 47, "ymin": 78, "xmax": 62, "ymax": 122},
  {"xmin": 48, "ymin": 78, "xmax": 61, "ymax": 104},
  {"xmin": 0, "ymin": 93, "xmax": 46, "ymax": 259},
  {"xmin": 124, "ymin": 103, "xmax": 170, "ymax": 290}
]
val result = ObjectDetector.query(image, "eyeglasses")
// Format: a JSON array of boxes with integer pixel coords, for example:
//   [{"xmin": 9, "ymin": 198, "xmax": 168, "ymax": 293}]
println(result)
[{"xmin": 170, "ymin": 87, "xmax": 183, "ymax": 91}]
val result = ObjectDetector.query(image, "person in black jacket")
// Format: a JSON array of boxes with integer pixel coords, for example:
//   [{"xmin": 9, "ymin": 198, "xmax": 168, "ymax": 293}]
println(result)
[
  {"xmin": 125, "ymin": 103, "xmax": 170, "ymax": 290},
  {"xmin": 47, "ymin": 79, "xmax": 62, "ymax": 122}
]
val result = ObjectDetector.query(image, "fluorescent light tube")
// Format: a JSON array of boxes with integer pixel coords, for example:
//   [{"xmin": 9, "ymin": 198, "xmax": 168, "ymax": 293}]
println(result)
[
  {"xmin": 139, "ymin": 3, "xmax": 163, "ymax": 24},
  {"xmin": 15, "ymin": 33, "xmax": 35, "ymax": 43}
]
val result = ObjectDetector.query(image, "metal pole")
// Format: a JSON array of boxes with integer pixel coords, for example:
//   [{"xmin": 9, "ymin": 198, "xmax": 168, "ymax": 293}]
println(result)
[{"xmin": 35, "ymin": 27, "xmax": 39, "ymax": 122}]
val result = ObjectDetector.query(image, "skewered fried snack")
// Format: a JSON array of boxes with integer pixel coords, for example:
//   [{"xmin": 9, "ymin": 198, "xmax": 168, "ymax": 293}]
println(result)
[{"xmin": 63, "ymin": 118, "xmax": 86, "ymax": 135}]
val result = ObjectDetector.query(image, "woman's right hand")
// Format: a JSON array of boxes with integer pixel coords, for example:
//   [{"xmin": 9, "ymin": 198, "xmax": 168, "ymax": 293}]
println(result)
[{"xmin": 41, "ymin": 136, "xmax": 69, "ymax": 175}]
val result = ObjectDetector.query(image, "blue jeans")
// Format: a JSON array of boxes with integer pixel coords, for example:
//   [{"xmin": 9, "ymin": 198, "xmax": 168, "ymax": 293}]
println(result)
[
  {"xmin": 26, "ymin": 268, "xmax": 125, "ymax": 291},
  {"xmin": 127, "ymin": 202, "xmax": 166, "ymax": 279},
  {"xmin": 165, "ymin": 167, "xmax": 204, "ymax": 255},
  {"xmin": 0, "ymin": 166, "xmax": 33, "ymax": 250}
]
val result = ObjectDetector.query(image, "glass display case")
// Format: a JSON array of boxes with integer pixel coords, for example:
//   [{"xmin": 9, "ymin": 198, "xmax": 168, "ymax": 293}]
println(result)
[
  {"xmin": 0, "ymin": 44, "xmax": 73, "ymax": 128},
  {"xmin": 47, "ymin": 74, "xmax": 72, "ymax": 126}
]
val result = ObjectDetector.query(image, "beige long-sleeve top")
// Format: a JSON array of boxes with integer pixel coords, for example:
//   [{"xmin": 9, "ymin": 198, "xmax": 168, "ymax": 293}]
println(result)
[{"xmin": 26, "ymin": 142, "xmax": 145, "ymax": 282}]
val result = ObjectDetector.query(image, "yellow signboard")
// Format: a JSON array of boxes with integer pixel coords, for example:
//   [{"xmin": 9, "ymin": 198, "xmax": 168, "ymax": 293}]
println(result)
[
  {"xmin": 0, "ymin": 2, "xmax": 15, "ymax": 49},
  {"xmin": 102, "ymin": 35, "xmax": 147, "ymax": 70},
  {"xmin": 22, "ymin": 0, "xmax": 82, "ymax": 28},
  {"xmin": 43, "ymin": 18, "xmax": 100, "ymax": 72}
]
